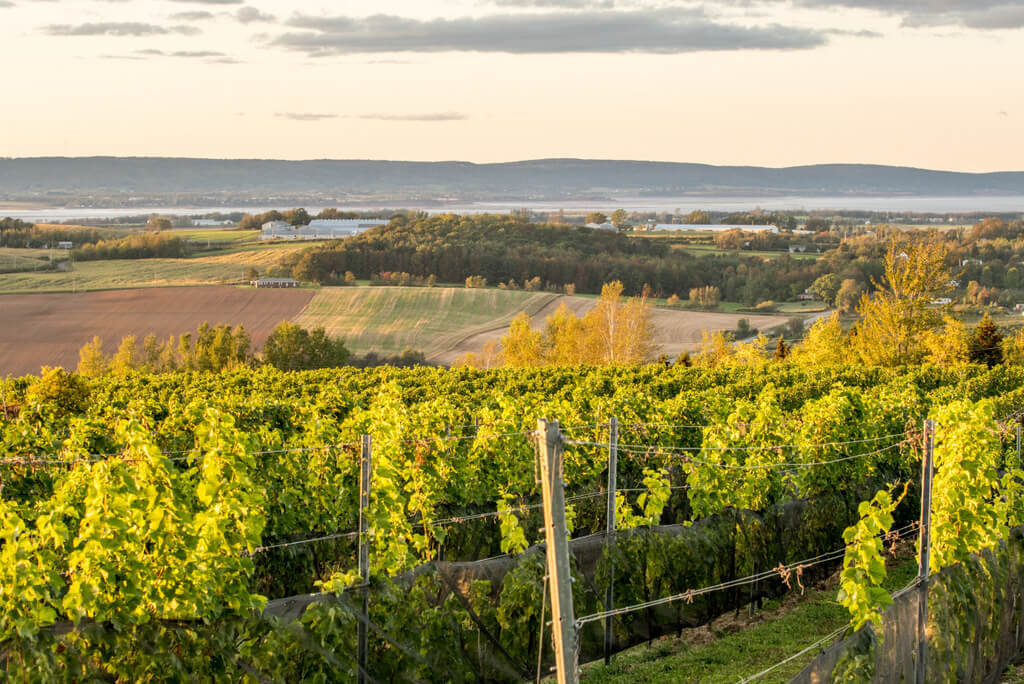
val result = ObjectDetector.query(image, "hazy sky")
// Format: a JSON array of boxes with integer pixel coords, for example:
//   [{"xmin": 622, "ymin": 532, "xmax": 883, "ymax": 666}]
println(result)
[{"xmin": 1, "ymin": 0, "xmax": 1022, "ymax": 170}]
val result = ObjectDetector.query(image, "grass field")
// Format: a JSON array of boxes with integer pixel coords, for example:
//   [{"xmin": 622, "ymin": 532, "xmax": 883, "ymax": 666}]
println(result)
[
  {"xmin": 296, "ymin": 286, "xmax": 791, "ymax": 362},
  {"xmin": 295, "ymin": 287, "xmax": 557, "ymax": 358},
  {"xmin": 0, "ymin": 247, "xmax": 308, "ymax": 294}
]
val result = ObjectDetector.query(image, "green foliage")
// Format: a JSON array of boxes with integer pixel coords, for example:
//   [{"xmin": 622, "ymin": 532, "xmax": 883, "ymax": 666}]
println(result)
[
  {"xmin": 263, "ymin": 321, "xmax": 351, "ymax": 370},
  {"xmin": 837, "ymin": 485, "xmax": 905, "ymax": 633}
]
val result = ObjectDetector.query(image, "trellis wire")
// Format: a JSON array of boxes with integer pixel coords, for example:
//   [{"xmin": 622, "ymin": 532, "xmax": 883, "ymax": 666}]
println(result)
[{"xmin": 576, "ymin": 521, "xmax": 920, "ymax": 627}]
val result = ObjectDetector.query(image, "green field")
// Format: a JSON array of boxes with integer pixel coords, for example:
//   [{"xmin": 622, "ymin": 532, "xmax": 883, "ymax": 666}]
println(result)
[{"xmin": 295, "ymin": 286, "xmax": 559, "ymax": 357}]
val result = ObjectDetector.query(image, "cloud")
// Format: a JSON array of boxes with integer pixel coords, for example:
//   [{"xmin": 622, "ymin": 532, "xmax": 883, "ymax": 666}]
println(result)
[
  {"xmin": 170, "ymin": 10, "xmax": 216, "ymax": 21},
  {"xmin": 237, "ymin": 6, "xmax": 275, "ymax": 23},
  {"xmin": 493, "ymin": 0, "xmax": 615, "ymax": 7},
  {"xmin": 167, "ymin": 0, "xmax": 242, "ymax": 4},
  {"xmin": 137, "ymin": 49, "xmax": 227, "ymax": 58},
  {"xmin": 276, "ymin": 111, "xmax": 468, "ymax": 122},
  {"xmin": 777, "ymin": 0, "xmax": 1024, "ymax": 30},
  {"xmin": 277, "ymin": 113, "xmax": 338, "ymax": 121},
  {"xmin": 356, "ymin": 112, "xmax": 468, "ymax": 121},
  {"xmin": 44, "ymin": 22, "xmax": 200, "ymax": 36},
  {"xmin": 273, "ymin": 9, "xmax": 828, "ymax": 55},
  {"xmin": 0, "ymin": 1, "xmax": 14, "ymax": 8}
]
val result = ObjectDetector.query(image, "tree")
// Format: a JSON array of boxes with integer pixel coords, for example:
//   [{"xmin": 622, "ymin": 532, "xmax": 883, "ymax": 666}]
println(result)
[
  {"xmin": 713, "ymin": 229, "xmax": 745, "ymax": 251},
  {"xmin": 146, "ymin": 216, "xmax": 172, "ymax": 232},
  {"xmin": 689, "ymin": 286, "xmax": 720, "ymax": 309},
  {"xmin": 792, "ymin": 313, "xmax": 847, "ymax": 365},
  {"xmin": 582, "ymin": 280, "xmax": 656, "ymax": 363},
  {"xmin": 76, "ymin": 336, "xmax": 108, "ymax": 378},
  {"xmin": 851, "ymin": 239, "xmax": 953, "ymax": 366},
  {"xmin": 809, "ymin": 274, "xmax": 841, "ymax": 307},
  {"xmin": 682, "ymin": 210, "xmax": 710, "ymax": 225},
  {"xmin": 610, "ymin": 209, "xmax": 629, "ymax": 229},
  {"xmin": 110, "ymin": 335, "xmax": 139, "ymax": 374},
  {"xmin": 263, "ymin": 321, "xmax": 350, "ymax": 370},
  {"xmin": 500, "ymin": 313, "xmax": 542, "ymax": 366},
  {"xmin": 969, "ymin": 313, "xmax": 1003, "ymax": 367},
  {"xmin": 835, "ymin": 279, "xmax": 865, "ymax": 314},
  {"xmin": 585, "ymin": 212, "xmax": 608, "ymax": 225},
  {"xmin": 285, "ymin": 208, "xmax": 311, "ymax": 226},
  {"xmin": 773, "ymin": 336, "xmax": 789, "ymax": 360},
  {"xmin": 246, "ymin": 267, "xmax": 259, "ymax": 282},
  {"xmin": 541, "ymin": 303, "xmax": 586, "ymax": 365},
  {"xmin": 920, "ymin": 316, "xmax": 970, "ymax": 366}
]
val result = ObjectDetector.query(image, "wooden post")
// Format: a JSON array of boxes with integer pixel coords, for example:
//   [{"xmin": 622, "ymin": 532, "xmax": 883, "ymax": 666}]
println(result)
[
  {"xmin": 916, "ymin": 419, "xmax": 935, "ymax": 684},
  {"xmin": 604, "ymin": 417, "xmax": 618, "ymax": 666},
  {"xmin": 1016, "ymin": 424, "xmax": 1021, "ymax": 467},
  {"xmin": 357, "ymin": 434, "xmax": 372, "ymax": 684},
  {"xmin": 538, "ymin": 419, "xmax": 578, "ymax": 684}
]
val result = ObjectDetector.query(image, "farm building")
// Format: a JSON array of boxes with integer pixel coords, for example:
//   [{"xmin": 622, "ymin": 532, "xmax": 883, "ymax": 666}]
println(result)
[
  {"xmin": 192, "ymin": 219, "xmax": 233, "ymax": 227},
  {"xmin": 252, "ymin": 277, "xmax": 299, "ymax": 288},
  {"xmin": 645, "ymin": 223, "xmax": 778, "ymax": 234},
  {"xmin": 585, "ymin": 222, "xmax": 618, "ymax": 231},
  {"xmin": 260, "ymin": 219, "xmax": 388, "ymax": 241}
]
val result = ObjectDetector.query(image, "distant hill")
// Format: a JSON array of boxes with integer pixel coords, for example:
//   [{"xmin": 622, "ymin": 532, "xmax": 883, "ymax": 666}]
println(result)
[{"xmin": 1, "ymin": 157, "xmax": 1023, "ymax": 201}]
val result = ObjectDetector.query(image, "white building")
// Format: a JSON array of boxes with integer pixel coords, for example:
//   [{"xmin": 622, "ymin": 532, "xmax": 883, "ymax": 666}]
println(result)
[
  {"xmin": 192, "ymin": 219, "xmax": 233, "ymax": 227},
  {"xmin": 585, "ymin": 222, "xmax": 618, "ymax": 231},
  {"xmin": 645, "ymin": 223, "xmax": 778, "ymax": 234},
  {"xmin": 260, "ymin": 219, "xmax": 388, "ymax": 241}
]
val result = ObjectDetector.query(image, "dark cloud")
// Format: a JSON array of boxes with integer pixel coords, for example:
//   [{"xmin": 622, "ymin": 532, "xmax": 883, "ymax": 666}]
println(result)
[
  {"xmin": 769, "ymin": 0, "xmax": 1024, "ymax": 30},
  {"xmin": 277, "ymin": 113, "xmax": 338, "ymax": 121},
  {"xmin": 274, "ymin": 9, "xmax": 827, "ymax": 55},
  {"xmin": 170, "ymin": 10, "xmax": 216, "ymax": 21},
  {"xmin": 237, "ymin": 6, "xmax": 275, "ymax": 24},
  {"xmin": 44, "ymin": 22, "xmax": 200, "ymax": 36}
]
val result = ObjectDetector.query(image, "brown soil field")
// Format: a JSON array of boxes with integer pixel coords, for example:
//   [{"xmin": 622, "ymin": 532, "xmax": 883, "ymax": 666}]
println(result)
[
  {"xmin": 0, "ymin": 286, "xmax": 314, "ymax": 376},
  {"xmin": 429, "ymin": 295, "xmax": 790, "ymax": 365}
]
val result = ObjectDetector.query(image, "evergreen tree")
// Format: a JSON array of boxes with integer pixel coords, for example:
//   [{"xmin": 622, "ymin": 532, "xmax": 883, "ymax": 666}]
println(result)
[
  {"xmin": 773, "ymin": 336, "xmax": 789, "ymax": 360},
  {"xmin": 969, "ymin": 313, "xmax": 1003, "ymax": 367}
]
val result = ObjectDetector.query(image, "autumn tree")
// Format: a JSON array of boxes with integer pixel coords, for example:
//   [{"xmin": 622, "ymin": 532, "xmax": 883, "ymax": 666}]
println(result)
[
  {"xmin": 850, "ymin": 238, "xmax": 953, "ymax": 366},
  {"xmin": 835, "ymin": 279, "xmax": 865, "ymax": 314},
  {"xmin": 610, "ymin": 209, "xmax": 629, "ymax": 229},
  {"xmin": 76, "ymin": 336, "xmax": 108, "ymax": 378},
  {"xmin": 585, "ymin": 212, "xmax": 608, "ymax": 225},
  {"xmin": 920, "ymin": 316, "xmax": 970, "ymax": 366},
  {"xmin": 792, "ymin": 313, "xmax": 847, "ymax": 365},
  {"xmin": 501, "ymin": 313, "xmax": 542, "ymax": 366},
  {"xmin": 541, "ymin": 303, "xmax": 586, "ymax": 365}
]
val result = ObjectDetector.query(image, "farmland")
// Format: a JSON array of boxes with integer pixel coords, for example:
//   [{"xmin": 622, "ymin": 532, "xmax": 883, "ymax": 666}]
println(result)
[
  {"xmin": 294, "ymin": 286, "xmax": 790, "ymax": 362},
  {"xmin": 0, "ymin": 286, "xmax": 314, "ymax": 376}
]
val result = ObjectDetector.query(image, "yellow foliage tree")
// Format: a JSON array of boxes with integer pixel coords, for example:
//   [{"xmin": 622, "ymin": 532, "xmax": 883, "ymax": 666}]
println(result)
[
  {"xmin": 792, "ymin": 313, "xmax": 848, "ymax": 365},
  {"xmin": 920, "ymin": 316, "xmax": 970, "ymax": 366},
  {"xmin": 1002, "ymin": 329, "xmax": 1024, "ymax": 365},
  {"xmin": 541, "ymin": 303, "xmax": 586, "ymax": 365},
  {"xmin": 76, "ymin": 336, "xmax": 108, "ymax": 378},
  {"xmin": 850, "ymin": 238, "xmax": 952, "ymax": 366},
  {"xmin": 500, "ymin": 313, "xmax": 542, "ymax": 367}
]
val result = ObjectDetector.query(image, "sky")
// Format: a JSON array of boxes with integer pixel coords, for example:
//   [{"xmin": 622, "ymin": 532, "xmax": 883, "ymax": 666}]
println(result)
[{"xmin": 0, "ymin": 0, "xmax": 1022, "ymax": 171}]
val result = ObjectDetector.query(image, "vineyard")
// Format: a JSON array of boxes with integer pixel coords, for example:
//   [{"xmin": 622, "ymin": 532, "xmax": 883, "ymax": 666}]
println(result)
[{"xmin": 2, "ymin": 363, "xmax": 1024, "ymax": 681}]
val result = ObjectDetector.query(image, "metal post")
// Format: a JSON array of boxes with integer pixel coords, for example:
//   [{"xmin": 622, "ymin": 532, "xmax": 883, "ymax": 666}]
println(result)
[
  {"xmin": 357, "ymin": 434, "xmax": 372, "ymax": 684},
  {"xmin": 537, "ymin": 419, "xmax": 578, "ymax": 684},
  {"xmin": 603, "ymin": 417, "xmax": 618, "ymax": 666},
  {"xmin": 916, "ymin": 419, "xmax": 935, "ymax": 684}
]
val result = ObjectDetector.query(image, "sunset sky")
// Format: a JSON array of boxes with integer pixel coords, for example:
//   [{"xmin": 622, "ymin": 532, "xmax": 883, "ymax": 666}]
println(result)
[{"xmin": 1, "ymin": 0, "xmax": 1022, "ymax": 171}]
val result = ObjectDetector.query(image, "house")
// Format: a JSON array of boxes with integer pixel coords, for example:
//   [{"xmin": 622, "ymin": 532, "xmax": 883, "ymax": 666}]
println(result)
[
  {"xmin": 260, "ymin": 219, "xmax": 388, "ymax": 241},
  {"xmin": 789, "ymin": 245, "xmax": 807, "ymax": 253},
  {"xmin": 585, "ymin": 222, "xmax": 617, "ymax": 231},
  {"xmin": 192, "ymin": 219, "xmax": 232, "ymax": 227},
  {"xmin": 646, "ymin": 223, "xmax": 778, "ymax": 234},
  {"xmin": 931, "ymin": 297, "xmax": 953, "ymax": 305},
  {"xmin": 252, "ymin": 277, "xmax": 299, "ymax": 288},
  {"xmin": 57, "ymin": 241, "xmax": 73, "ymax": 249}
]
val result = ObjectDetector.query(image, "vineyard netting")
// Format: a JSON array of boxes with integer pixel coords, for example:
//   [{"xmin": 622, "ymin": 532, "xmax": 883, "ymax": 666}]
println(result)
[{"xmin": 3, "ymin": 363, "xmax": 1024, "ymax": 680}]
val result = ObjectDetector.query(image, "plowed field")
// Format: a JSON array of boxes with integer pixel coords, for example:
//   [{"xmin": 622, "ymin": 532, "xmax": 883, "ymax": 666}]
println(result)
[{"xmin": 0, "ymin": 286, "xmax": 314, "ymax": 376}]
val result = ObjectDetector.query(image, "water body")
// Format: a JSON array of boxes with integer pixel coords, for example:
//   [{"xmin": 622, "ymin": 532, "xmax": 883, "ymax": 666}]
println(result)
[{"xmin": 4, "ymin": 195, "xmax": 1023, "ymax": 223}]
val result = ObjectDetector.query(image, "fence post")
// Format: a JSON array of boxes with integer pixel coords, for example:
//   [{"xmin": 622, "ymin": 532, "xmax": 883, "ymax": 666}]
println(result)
[
  {"xmin": 538, "ymin": 418, "xmax": 578, "ymax": 684},
  {"xmin": 916, "ymin": 419, "xmax": 935, "ymax": 684},
  {"xmin": 1016, "ymin": 424, "xmax": 1021, "ymax": 467},
  {"xmin": 357, "ymin": 434, "xmax": 372, "ymax": 684},
  {"xmin": 604, "ymin": 417, "xmax": 618, "ymax": 666}
]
